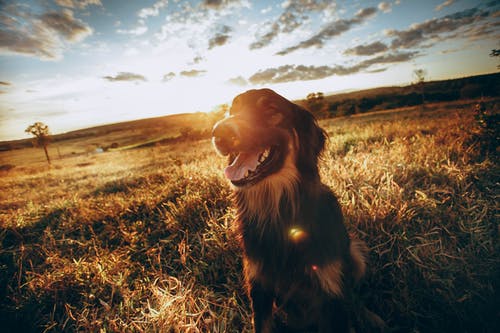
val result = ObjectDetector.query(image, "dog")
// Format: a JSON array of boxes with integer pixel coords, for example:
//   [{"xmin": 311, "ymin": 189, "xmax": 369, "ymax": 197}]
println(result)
[{"xmin": 212, "ymin": 89, "xmax": 383, "ymax": 332}]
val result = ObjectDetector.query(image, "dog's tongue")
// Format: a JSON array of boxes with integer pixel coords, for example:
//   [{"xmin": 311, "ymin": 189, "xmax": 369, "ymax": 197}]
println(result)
[{"xmin": 225, "ymin": 151, "xmax": 260, "ymax": 181}]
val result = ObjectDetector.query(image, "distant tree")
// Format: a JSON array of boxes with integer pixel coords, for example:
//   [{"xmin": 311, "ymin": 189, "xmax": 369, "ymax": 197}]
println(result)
[
  {"xmin": 413, "ymin": 69, "xmax": 427, "ymax": 108},
  {"xmin": 25, "ymin": 122, "xmax": 51, "ymax": 165},
  {"xmin": 337, "ymin": 102, "xmax": 356, "ymax": 116},
  {"xmin": 490, "ymin": 49, "xmax": 500, "ymax": 69},
  {"xmin": 306, "ymin": 92, "xmax": 328, "ymax": 118}
]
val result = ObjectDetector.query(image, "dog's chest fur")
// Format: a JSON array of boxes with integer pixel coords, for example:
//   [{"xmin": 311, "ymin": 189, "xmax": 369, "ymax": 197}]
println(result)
[{"xmin": 235, "ymin": 183, "xmax": 350, "ymax": 291}]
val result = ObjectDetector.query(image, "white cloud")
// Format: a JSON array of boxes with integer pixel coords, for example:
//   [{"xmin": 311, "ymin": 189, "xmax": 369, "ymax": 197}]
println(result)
[
  {"xmin": 117, "ymin": 25, "xmax": 148, "ymax": 36},
  {"xmin": 55, "ymin": 0, "xmax": 102, "ymax": 10},
  {"xmin": 378, "ymin": 2, "xmax": 392, "ymax": 13},
  {"xmin": 138, "ymin": 0, "xmax": 169, "ymax": 19},
  {"xmin": 0, "ymin": 5, "xmax": 93, "ymax": 60},
  {"xmin": 435, "ymin": 0, "xmax": 454, "ymax": 12}
]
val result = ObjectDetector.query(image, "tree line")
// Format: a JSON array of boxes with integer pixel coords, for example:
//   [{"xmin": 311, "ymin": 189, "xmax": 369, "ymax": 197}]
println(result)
[{"xmin": 301, "ymin": 72, "xmax": 499, "ymax": 119}]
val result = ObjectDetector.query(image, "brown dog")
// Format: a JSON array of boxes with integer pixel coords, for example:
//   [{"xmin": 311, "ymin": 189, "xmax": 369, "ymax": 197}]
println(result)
[{"xmin": 212, "ymin": 89, "xmax": 383, "ymax": 332}]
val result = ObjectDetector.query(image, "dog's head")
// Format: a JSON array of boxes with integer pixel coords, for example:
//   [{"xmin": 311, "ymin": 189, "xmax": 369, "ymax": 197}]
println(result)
[{"xmin": 212, "ymin": 89, "xmax": 326, "ymax": 189}]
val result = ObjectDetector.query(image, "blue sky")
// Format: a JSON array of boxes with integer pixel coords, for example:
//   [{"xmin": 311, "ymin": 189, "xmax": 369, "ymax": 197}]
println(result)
[{"xmin": 0, "ymin": 0, "xmax": 498, "ymax": 140}]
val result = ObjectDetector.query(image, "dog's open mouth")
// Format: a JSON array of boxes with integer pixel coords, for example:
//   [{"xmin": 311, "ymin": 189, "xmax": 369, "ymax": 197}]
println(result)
[{"xmin": 225, "ymin": 146, "xmax": 277, "ymax": 186}]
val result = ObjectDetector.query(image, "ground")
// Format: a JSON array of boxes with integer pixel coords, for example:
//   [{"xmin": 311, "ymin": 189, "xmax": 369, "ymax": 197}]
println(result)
[{"xmin": 0, "ymin": 100, "xmax": 498, "ymax": 332}]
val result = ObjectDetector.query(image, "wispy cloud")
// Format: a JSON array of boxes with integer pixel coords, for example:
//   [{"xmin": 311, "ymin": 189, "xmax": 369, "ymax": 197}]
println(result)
[
  {"xmin": 0, "ymin": 80, "xmax": 11, "ymax": 94},
  {"xmin": 435, "ymin": 0, "xmax": 455, "ymax": 12},
  {"xmin": 226, "ymin": 76, "xmax": 248, "ymax": 86},
  {"xmin": 276, "ymin": 6, "xmax": 378, "ymax": 55},
  {"xmin": 386, "ymin": 7, "xmax": 492, "ymax": 49},
  {"xmin": 180, "ymin": 69, "xmax": 207, "ymax": 77},
  {"xmin": 250, "ymin": 0, "xmax": 334, "ymax": 50},
  {"xmin": 138, "ymin": 0, "xmax": 169, "ymax": 19},
  {"xmin": 41, "ymin": 10, "xmax": 92, "ymax": 42},
  {"xmin": 378, "ymin": 2, "xmax": 392, "ymax": 13},
  {"xmin": 249, "ymin": 51, "xmax": 418, "ymax": 84},
  {"xmin": 116, "ymin": 25, "xmax": 148, "ymax": 36},
  {"xmin": 162, "ymin": 72, "xmax": 176, "ymax": 82},
  {"xmin": 344, "ymin": 41, "xmax": 388, "ymax": 56},
  {"xmin": 103, "ymin": 72, "xmax": 147, "ymax": 82},
  {"xmin": 153, "ymin": 0, "xmax": 247, "ymax": 56},
  {"xmin": 117, "ymin": 1, "xmax": 169, "ymax": 36},
  {"xmin": 201, "ymin": 0, "xmax": 246, "ymax": 10},
  {"xmin": 55, "ymin": 0, "xmax": 102, "ymax": 10},
  {"xmin": 0, "ymin": 4, "xmax": 92, "ymax": 60},
  {"xmin": 208, "ymin": 25, "xmax": 232, "ymax": 49}
]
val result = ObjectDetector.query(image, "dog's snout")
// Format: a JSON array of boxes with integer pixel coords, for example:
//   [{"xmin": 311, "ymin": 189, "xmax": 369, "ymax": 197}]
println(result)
[{"xmin": 212, "ymin": 117, "xmax": 241, "ymax": 155}]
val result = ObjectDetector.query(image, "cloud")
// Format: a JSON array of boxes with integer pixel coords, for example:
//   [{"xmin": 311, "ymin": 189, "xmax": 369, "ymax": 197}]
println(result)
[
  {"xmin": 180, "ymin": 69, "xmax": 207, "ymax": 77},
  {"xmin": 117, "ymin": 25, "xmax": 148, "ymax": 36},
  {"xmin": 117, "ymin": 1, "xmax": 168, "ymax": 36},
  {"xmin": 249, "ymin": 22, "xmax": 280, "ymax": 50},
  {"xmin": 344, "ymin": 41, "xmax": 388, "ymax": 56},
  {"xmin": 0, "ymin": 80, "xmax": 11, "ymax": 94},
  {"xmin": 40, "ymin": 10, "xmax": 92, "ymax": 42},
  {"xmin": 226, "ymin": 76, "xmax": 248, "ymax": 86},
  {"xmin": 276, "ymin": 7, "xmax": 378, "ymax": 55},
  {"xmin": 162, "ymin": 72, "xmax": 176, "ymax": 82},
  {"xmin": 138, "ymin": 0, "xmax": 169, "ymax": 19},
  {"xmin": 55, "ymin": 0, "xmax": 102, "ymax": 9},
  {"xmin": 248, "ymin": 51, "xmax": 418, "ymax": 84},
  {"xmin": 435, "ymin": 0, "xmax": 454, "ymax": 12},
  {"xmin": 201, "ymin": 0, "xmax": 246, "ymax": 10},
  {"xmin": 366, "ymin": 67, "xmax": 387, "ymax": 73},
  {"xmin": 162, "ymin": 69, "xmax": 207, "ymax": 81},
  {"xmin": 0, "ymin": 4, "xmax": 92, "ymax": 60},
  {"xmin": 261, "ymin": 6, "xmax": 272, "ymax": 14},
  {"xmin": 387, "ymin": 7, "xmax": 492, "ymax": 49},
  {"xmin": 250, "ymin": 0, "xmax": 334, "ymax": 50},
  {"xmin": 360, "ymin": 51, "xmax": 419, "ymax": 67},
  {"xmin": 208, "ymin": 25, "xmax": 232, "ymax": 49},
  {"xmin": 378, "ymin": 2, "xmax": 392, "ymax": 13},
  {"xmin": 153, "ymin": 0, "xmax": 247, "ymax": 56},
  {"xmin": 103, "ymin": 72, "xmax": 147, "ymax": 82}
]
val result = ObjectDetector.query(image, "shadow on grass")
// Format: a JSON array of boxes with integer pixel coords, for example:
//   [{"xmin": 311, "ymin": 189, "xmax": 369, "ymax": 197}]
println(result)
[
  {"xmin": 0, "ymin": 177, "xmax": 245, "ymax": 332},
  {"xmin": 356, "ymin": 168, "xmax": 499, "ymax": 332}
]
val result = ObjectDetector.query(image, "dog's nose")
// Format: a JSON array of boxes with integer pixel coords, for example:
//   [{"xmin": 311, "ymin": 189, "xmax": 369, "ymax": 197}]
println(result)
[{"xmin": 212, "ymin": 117, "xmax": 240, "ymax": 155}]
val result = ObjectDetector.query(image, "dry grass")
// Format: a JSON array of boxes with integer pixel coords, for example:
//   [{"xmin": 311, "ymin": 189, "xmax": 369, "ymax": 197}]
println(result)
[{"xmin": 0, "ymin": 101, "xmax": 498, "ymax": 332}]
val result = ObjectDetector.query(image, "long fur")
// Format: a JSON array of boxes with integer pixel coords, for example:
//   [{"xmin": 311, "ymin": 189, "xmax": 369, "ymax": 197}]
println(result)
[{"xmin": 212, "ymin": 89, "xmax": 383, "ymax": 333}]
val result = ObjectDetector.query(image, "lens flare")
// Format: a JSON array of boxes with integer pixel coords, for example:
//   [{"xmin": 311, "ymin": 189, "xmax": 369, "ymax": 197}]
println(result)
[{"xmin": 288, "ymin": 227, "xmax": 308, "ymax": 243}]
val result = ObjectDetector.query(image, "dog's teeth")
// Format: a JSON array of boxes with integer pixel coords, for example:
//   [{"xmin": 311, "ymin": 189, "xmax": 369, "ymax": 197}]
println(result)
[
  {"xmin": 244, "ymin": 170, "xmax": 250, "ymax": 178},
  {"xmin": 262, "ymin": 149, "xmax": 270, "ymax": 160}
]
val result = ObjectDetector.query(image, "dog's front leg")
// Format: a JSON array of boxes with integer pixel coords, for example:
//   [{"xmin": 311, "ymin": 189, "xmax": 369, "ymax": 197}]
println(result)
[{"xmin": 249, "ymin": 281, "xmax": 274, "ymax": 333}]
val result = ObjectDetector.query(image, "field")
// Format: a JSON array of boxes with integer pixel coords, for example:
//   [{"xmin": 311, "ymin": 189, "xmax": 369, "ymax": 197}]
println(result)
[{"xmin": 0, "ymin": 100, "xmax": 498, "ymax": 332}]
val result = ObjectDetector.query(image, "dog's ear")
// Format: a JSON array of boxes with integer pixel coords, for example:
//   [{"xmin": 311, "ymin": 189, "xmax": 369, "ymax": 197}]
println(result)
[{"xmin": 293, "ymin": 105, "xmax": 327, "ymax": 178}]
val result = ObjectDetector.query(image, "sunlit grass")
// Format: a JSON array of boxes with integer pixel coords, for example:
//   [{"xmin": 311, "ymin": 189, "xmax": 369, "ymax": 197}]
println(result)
[{"xmin": 0, "ymin": 101, "xmax": 498, "ymax": 332}]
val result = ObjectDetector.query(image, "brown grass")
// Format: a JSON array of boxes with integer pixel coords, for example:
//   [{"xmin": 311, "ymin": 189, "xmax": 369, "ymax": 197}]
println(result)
[{"xmin": 0, "ymin": 101, "xmax": 498, "ymax": 332}]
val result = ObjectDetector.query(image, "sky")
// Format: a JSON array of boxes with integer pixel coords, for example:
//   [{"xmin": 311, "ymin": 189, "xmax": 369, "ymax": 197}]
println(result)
[{"xmin": 0, "ymin": 0, "xmax": 499, "ymax": 141}]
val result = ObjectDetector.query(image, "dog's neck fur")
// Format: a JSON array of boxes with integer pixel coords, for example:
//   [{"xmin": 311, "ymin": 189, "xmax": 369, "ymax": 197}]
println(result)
[
  {"xmin": 234, "ymin": 148, "xmax": 301, "ymax": 223},
  {"xmin": 234, "ymin": 165, "xmax": 323, "ymax": 229}
]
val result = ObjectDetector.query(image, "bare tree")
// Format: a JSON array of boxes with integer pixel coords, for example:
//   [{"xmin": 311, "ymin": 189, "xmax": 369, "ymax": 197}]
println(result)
[
  {"xmin": 413, "ymin": 69, "xmax": 427, "ymax": 108},
  {"xmin": 490, "ymin": 49, "xmax": 500, "ymax": 69},
  {"xmin": 25, "ymin": 122, "xmax": 52, "ymax": 165}
]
